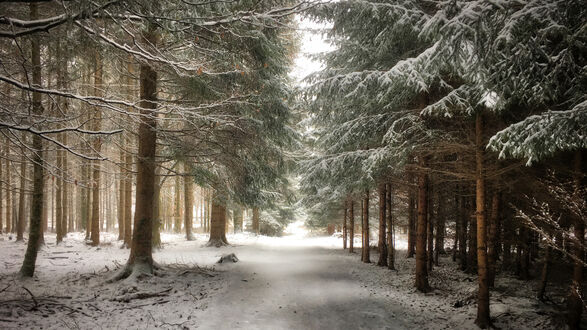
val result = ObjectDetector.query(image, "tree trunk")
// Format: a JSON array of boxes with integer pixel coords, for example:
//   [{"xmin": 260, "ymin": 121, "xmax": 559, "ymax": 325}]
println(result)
[
  {"xmin": 386, "ymin": 183, "xmax": 395, "ymax": 270},
  {"xmin": 349, "ymin": 200, "xmax": 354, "ymax": 253},
  {"xmin": 474, "ymin": 113, "xmax": 490, "ymax": 328},
  {"xmin": 118, "ymin": 147, "xmax": 125, "ymax": 240},
  {"xmin": 566, "ymin": 150, "xmax": 584, "ymax": 329},
  {"xmin": 234, "ymin": 207, "xmax": 243, "ymax": 233},
  {"xmin": 537, "ymin": 244, "xmax": 551, "ymax": 301},
  {"xmin": 17, "ymin": 155, "xmax": 26, "ymax": 241},
  {"xmin": 427, "ymin": 183, "xmax": 434, "ymax": 272},
  {"xmin": 56, "ymin": 150, "xmax": 63, "ymax": 243},
  {"xmin": 207, "ymin": 192, "xmax": 228, "ymax": 247},
  {"xmin": 90, "ymin": 50, "xmax": 103, "ymax": 246},
  {"xmin": 487, "ymin": 190, "xmax": 500, "ymax": 288},
  {"xmin": 459, "ymin": 190, "xmax": 468, "ymax": 271},
  {"xmin": 152, "ymin": 166, "xmax": 162, "ymax": 248},
  {"xmin": 5, "ymin": 139, "xmax": 11, "ymax": 234},
  {"xmin": 434, "ymin": 189, "xmax": 445, "ymax": 265},
  {"xmin": 377, "ymin": 184, "xmax": 387, "ymax": 266},
  {"xmin": 342, "ymin": 201, "xmax": 347, "ymax": 250},
  {"xmin": 122, "ymin": 151, "xmax": 133, "ymax": 247},
  {"xmin": 112, "ymin": 27, "xmax": 159, "ymax": 281},
  {"xmin": 174, "ymin": 173, "xmax": 182, "ymax": 233},
  {"xmin": 184, "ymin": 168, "xmax": 194, "ymax": 241},
  {"xmin": 407, "ymin": 185, "xmax": 416, "ymax": 258},
  {"xmin": 415, "ymin": 158, "xmax": 430, "ymax": 292},
  {"xmin": 362, "ymin": 189, "xmax": 370, "ymax": 263},
  {"xmin": 252, "ymin": 207, "xmax": 260, "ymax": 235},
  {"xmin": 20, "ymin": 2, "xmax": 45, "ymax": 277}
]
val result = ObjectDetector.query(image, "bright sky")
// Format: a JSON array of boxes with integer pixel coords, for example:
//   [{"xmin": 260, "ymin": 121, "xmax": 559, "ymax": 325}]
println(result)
[{"xmin": 290, "ymin": 15, "xmax": 333, "ymax": 84}]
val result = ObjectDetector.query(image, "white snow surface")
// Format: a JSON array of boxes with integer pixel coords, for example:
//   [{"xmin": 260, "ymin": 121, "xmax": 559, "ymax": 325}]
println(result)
[{"xmin": 0, "ymin": 222, "xmax": 560, "ymax": 329}]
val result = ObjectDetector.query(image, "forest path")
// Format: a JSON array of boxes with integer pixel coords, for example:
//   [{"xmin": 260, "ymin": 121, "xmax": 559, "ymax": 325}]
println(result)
[{"xmin": 198, "ymin": 237, "xmax": 409, "ymax": 330}]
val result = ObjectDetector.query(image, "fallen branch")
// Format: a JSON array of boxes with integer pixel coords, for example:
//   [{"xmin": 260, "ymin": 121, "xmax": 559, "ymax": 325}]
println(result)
[
  {"xmin": 111, "ymin": 288, "xmax": 172, "ymax": 303},
  {"xmin": 21, "ymin": 287, "xmax": 38, "ymax": 309}
]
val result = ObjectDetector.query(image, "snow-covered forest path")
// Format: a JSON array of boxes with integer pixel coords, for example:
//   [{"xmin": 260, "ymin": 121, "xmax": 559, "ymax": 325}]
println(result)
[{"xmin": 201, "ymin": 238, "xmax": 409, "ymax": 330}]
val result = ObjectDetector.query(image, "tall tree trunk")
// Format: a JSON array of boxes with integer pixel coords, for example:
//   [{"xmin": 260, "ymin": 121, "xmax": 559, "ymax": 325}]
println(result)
[
  {"xmin": 174, "ymin": 173, "xmax": 182, "ymax": 233},
  {"xmin": 362, "ymin": 189, "xmax": 370, "ymax": 263},
  {"xmin": 474, "ymin": 113, "xmax": 490, "ymax": 328},
  {"xmin": 342, "ymin": 201, "xmax": 347, "ymax": 250},
  {"xmin": 234, "ymin": 207, "xmax": 243, "ymax": 233},
  {"xmin": 567, "ymin": 150, "xmax": 584, "ymax": 329},
  {"xmin": 434, "ymin": 189, "xmax": 446, "ymax": 265},
  {"xmin": 377, "ymin": 184, "xmax": 387, "ymax": 266},
  {"xmin": 5, "ymin": 139, "xmax": 11, "ymax": 234},
  {"xmin": 407, "ymin": 185, "xmax": 416, "ymax": 258},
  {"xmin": 184, "ymin": 168, "xmax": 194, "ymax": 241},
  {"xmin": 252, "ymin": 207, "xmax": 260, "ymax": 235},
  {"xmin": 17, "ymin": 155, "xmax": 26, "ymax": 241},
  {"xmin": 90, "ymin": 50, "xmax": 103, "ymax": 246},
  {"xmin": 386, "ymin": 183, "xmax": 395, "ymax": 270},
  {"xmin": 113, "ymin": 26, "xmax": 159, "ymax": 281},
  {"xmin": 56, "ymin": 150, "xmax": 63, "ymax": 243},
  {"xmin": 459, "ymin": 189, "xmax": 468, "ymax": 271},
  {"xmin": 415, "ymin": 158, "xmax": 430, "ymax": 292},
  {"xmin": 118, "ymin": 147, "xmax": 125, "ymax": 240},
  {"xmin": 20, "ymin": 2, "xmax": 44, "ymax": 277},
  {"xmin": 207, "ymin": 192, "xmax": 228, "ymax": 247},
  {"xmin": 0, "ymin": 145, "xmax": 3, "ymax": 234},
  {"xmin": 453, "ymin": 191, "xmax": 460, "ymax": 262},
  {"xmin": 468, "ymin": 200, "xmax": 478, "ymax": 274},
  {"xmin": 537, "ymin": 244, "xmax": 551, "ymax": 301},
  {"xmin": 487, "ymin": 190, "xmax": 500, "ymax": 288},
  {"xmin": 152, "ymin": 168, "xmax": 162, "ymax": 248},
  {"xmin": 123, "ymin": 150, "xmax": 133, "ymax": 248},
  {"xmin": 427, "ymin": 183, "xmax": 434, "ymax": 272},
  {"xmin": 349, "ymin": 200, "xmax": 354, "ymax": 253}
]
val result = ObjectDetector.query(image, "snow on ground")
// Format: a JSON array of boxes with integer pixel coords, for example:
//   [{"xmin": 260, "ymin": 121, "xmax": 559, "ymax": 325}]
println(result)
[{"xmin": 0, "ymin": 222, "xmax": 564, "ymax": 329}]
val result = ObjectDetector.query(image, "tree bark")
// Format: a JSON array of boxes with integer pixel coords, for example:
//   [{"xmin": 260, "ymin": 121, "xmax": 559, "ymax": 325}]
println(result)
[
  {"xmin": 415, "ymin": 158, "xmax": 430, "ymax": 292},
  {"xmin": 118, "ymin": 147, "xmax": 125, "ymax": 240},
  {"xmin": 427, "ymin": 183, "xmax": 434, "ymax": 272},
  {"xmin": 174, "ymin": 173, "xmax": 182, "ymax": 233},
  {"xmin": 362, "ymin": 189, "xmax": 370, "ymax": 263},
  {"xmin": 407, "ymin": 185, "xmax": 416, "ymax": 258},
  {"xmin": 487, "ymin": 190, "xmax": 500, "ymax": 288},
  {"xmin": 17, "ymin": 155, "xmax": 26, "ymax": 241},
  {"xmin": 184, "ymin": 167, "xmax": 194, "ymax": 241},
  {"xmin": 5, "ymin": 139, "xmax": 11, "ymax": 234},
  {"xmin": 90, "ymin": 50, "xmax": 103, "ymax": 246},
  {"xmin": 459, "ymin": 189, "xmax": 468, "ymax": 271},
  {"xmin": 123, "ymin": 150, "xmax": 133, "ymax": 248},
  {"xmin": 20, "ymin": 2, "xmax": 45, "ymax": 277},
  {"xmin": 377, "ymin": 184, "xmax": 387, "ymax": 266},
  {"xmin": 474, "ymin": 113, "xmax": 490, "ymax": 328},
  {"xmin": 386, "ymin": 183, "xmax": 395, "ymax": 270},
  {"xmin": 234, "ymin": 207, "xmax": 243, "ymax": 233},
  {"xmin": 349, "ymin": 200, "xmax": 354, "ymax": 253},
  {"xmin": 252, "ymin": 207, "xmax": 260, "ymax": 235},
  {"xmin": 342, "ymin": 201, "xmax": 348, "ymax": 249},
  {"xmin": 537, "ymin": 244, "xmax": 551, "ymax": 301},
  {"xmin": 207, "ymin": 192, "xmax": 228, "ymax": 247}
]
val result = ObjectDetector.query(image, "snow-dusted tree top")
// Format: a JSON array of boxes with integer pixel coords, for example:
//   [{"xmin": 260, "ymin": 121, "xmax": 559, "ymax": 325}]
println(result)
[{"xmin": 299, "ymin": 0, "xmax": 585, "ymax": 216}]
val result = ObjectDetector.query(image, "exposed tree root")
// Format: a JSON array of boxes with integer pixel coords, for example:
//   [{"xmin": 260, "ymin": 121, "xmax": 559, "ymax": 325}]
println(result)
[{"xmin": 205, "ymin": 238, "xmax": 229, "ymax": 248}]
